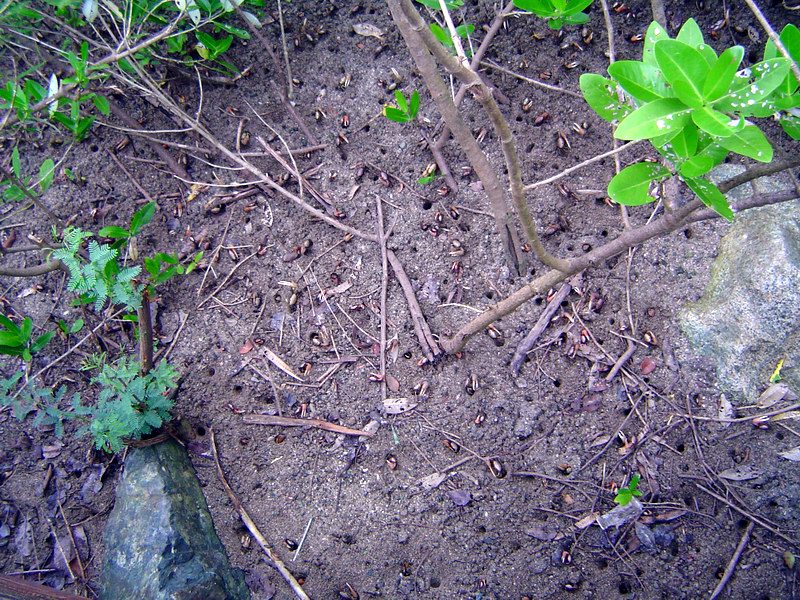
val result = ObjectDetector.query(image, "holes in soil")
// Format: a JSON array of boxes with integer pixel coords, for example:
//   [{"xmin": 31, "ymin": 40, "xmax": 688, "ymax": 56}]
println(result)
[
  {"xmin": 485, "ymin": 291, "xmax": 495, "ymax": 299},
  {"xmin": 422, "ymin": 201, "xmax": 432, "ymax": 210},
  {"xmin": 363, "ymin": 125, "xmax": 370, "ymax": 133},
  {"xmin": 776, "ymin": 431, "xmax": 784, "ymax": 441},
  {"xmin": 600, "ymin": 229, "xmax": 608, "ymax": 238},
  {"xmin": 90, "ymin": 144, "xmax": 99, "ymax": 152},
  {"xmin": 618, "ymin": 580, "xmax": 632, "ymax": 595},
  {"xmin": 534, "ymin": 297, "xmax": 543, "ymax": 306},
  {"xmin": 608, "ymin": 318, "xmax": 615, "ymax": 326},
  {"xmin": 552, "ymin": 378, "xmax": 561, "ymax": 388},
  {"xmin": 233, "ymin": 384, "xmax": 243, "ymax": 393},
  {"xmin": 595, "ymin": 557, "xmax": 608, "ymax": 570},
  {"xmin": 676, "ymin": 442, "xmax": 686, "ymax": 453},
  {"xmin": 196, "ymin": 426, "xmax": 206, "ymax": 437},
  {"xmin": 207, "ymin": 367, "xmax": 216, "ymax": 376}
]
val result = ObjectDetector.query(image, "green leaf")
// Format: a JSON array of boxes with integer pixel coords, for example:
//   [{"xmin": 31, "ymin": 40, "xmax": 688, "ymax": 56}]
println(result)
[
  {"xmin": 19, "ymin": 317, "xmax": 32, "ymax": 342},
  {"xmin": 383, "ymin": 106, "xmax": 410, "ymax": 123},
  {"xmin": 579, "ymin": 74, "xmax": 630, "ymax": 122},
  {"xmin": 409, "ymin": 90, "xmax": 420, "ymax": 119},
  {"xmin": 513, "ymin": 0, "xmax": 559, "ymax": 17},
  {"xmin": 98, "ymin": 226, "xmax": 130, "ymax": 239},
  {"xmin": 614, "ymin": 98, "xmax": 691, "ymax": 141},
  {"xmin": 679, "ymin": 140, "xmax": 728, "ymax": 177},
  {"xmin": 608, "ymin": 61, "xmax": 672, "ymax": 102},
  {"xmin": 713, "ymin": 58, "xmax": 791, "ymax": 114},
  {"xmin": 675, "ymin": 18, "xmax": 715, "ymax": 66},
  {"xmin": 684, "ymin": 177, "xmax": 733, "ymax": 221},
  {"xmin": 91, "ymin": 94, "xmax": 110, "ymax": 116},
  {"xmin": 70, "ymin": 319, "xmax": 85, "ymax": 334},
  {"xmin": 30, "ymin": 331, "xmax": 55, "ymax": 353},
  {"xmin": 780, "ymin": 114, "xmax": 800, "ymax": 140},
  {"xmin": 764, "ymin": 24, "xmax": 800, "ymax": 94},
  {"xmin": 0, "ymin": 331, "xmax": 22, "ymax": 347},
  {"xmin": 429, "ymin": 23, "xmax": 453, "ymax": 49},
  {"xmin": 608, "ymin": 162, "xmax": 671, "ymax": 206},
  {"xmin": 703, "ymin": 46, "xmax": 745, "ymax": 102},
  {"xmin": 670, "ymin": 124, "xmax": 698, "ymax": 158},
  {"xmin": 717, "ymin": 125, "xmax": 772, "ymax": 162},
  {"xmin": 0, "ymin": 313, "xmax": 21, "ymax": 335},
  {"xmin": 11, "ymin": 146, "xmax": 21, "ymax": 179},
  {"xmin": 394, "ymin": 90, "xmax": 408, "ymax": 114},
  {"xmin": 691, "ymin": 106, "xmax": 736, "ymax": 137},
  {"xmin": 38, "ymin": 159, "xmax": 55, "ymax": 192},
  {"xmin": 454, "ymin": 23, "xmax": 474, "ymax": 39},
  {"xmin": 564, "ymin": 12, "xmax": 589, "ymax": 25},
  {"xmin": 130, "ymin": 201, "xmax": 156, "ymax": 235},
  {"xmin": 654, "ymin": 40, "xmax": 708, "ymax": 108},
  {"xmin": 642, "ymin": 21, "xmax": 670, "ymax": 68},
  {"xmin": 415, "ymin": 0, "xmax": 464, "ymax": 9}
]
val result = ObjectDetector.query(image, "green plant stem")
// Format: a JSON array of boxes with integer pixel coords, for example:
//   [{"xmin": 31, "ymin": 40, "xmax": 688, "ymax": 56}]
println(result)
[
  {"xmin": 441, "ymin": 186, "xmax": 798, "ymax": 352},
  {"xmin": 387, "ymin": 0, "xmax": 526, "ymax": 275},
  {"xmin": 138, "ymin": 293, "xmax": 154, "ymax": 375},
  {"xmin": 742, "ymin": 0, "xmax": 800, "ymax": 85},
  {"xmin": 395, "ymin": 0, "xmax": 571, "ymax": 273}
]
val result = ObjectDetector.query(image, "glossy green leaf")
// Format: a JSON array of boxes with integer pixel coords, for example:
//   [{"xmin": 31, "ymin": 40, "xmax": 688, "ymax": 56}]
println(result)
[
  {"xmin": 564, "ymin": 0, "xmax": 593, "ymax": 16},
  {"xmin": 608, "ymin": 162, "xmax": 671, "ymax": 206},
  {"xmin": 130, "ymin": 201, "xmax": 156, "ymax": 236},
  {"xmin": 717, "ymin": 125, "xmax": 772, "ymax": 162},
  {"xmin": 513, "ymin": 0, "xmax": 558, "ymax": 17},
  {"xmin": 579, "ymin": 74, "xmax": 630, "ymax": 122},
  {"xmin": 780, "ymin": 114, "xmax": 800, "ymax": 140},
  {"xmin": 409, "ymin": 90, "xmax": 420, "ymax": 119},
  {"xmin": 642, "ymin": 21, "xmax": 670, "ymax": 68},
  {"xmin": 416, "ymin": 0, "xmax": 464, "ymax": 10},
  {"xmin": 20, "ymin": 317, "xmax": 32, "ymax": 342},
  {"xmin": 383, "ymin": 106, "xmax": 411, "ymax": 123},
  {"xmin": 11, "ymin": 146, "xmax": 21, "ymax": 179},
  {"xmin": 0, "ymin": 332, "xmax": 21, "ymax": 347},
  {"xmin": 91, "ymin": 94, "xmax": 110, "ymax": 116},
  {"xmin": 394, "ymin": 90, "xmax": 408, "ymax": 113},
  {"xmin": 38, "ymin": 158, "xmax": 55, "ymax": 192},
  {"xmin": 429, "ymin": 23, "xmax": 452, "ymax": 48},
  {"xmin": 764, "ymin": 24, "xmax": 800, "ymax": 94},
  {"xmin": 678, "ymin": 138, "xmax": 728, "ymax": 177},
  {"xmin": 676, "ymin": 18, "xmax": 716, "ymax": 66},
  {"xmin": 684, "ymin": 177, "xmax": 733, "ymax": 221},
  {"xmin": 614, "ymin": 98, "xmax": 690, "ymax": 140},
  {"xmin": 670, "ymin": 123, "xmax": 698, "ymax": 158},
  {"xmin": 608, "ymin": 61, "xmax": 671, "ymax": 102},
  {"xmin": 691, "ymin": 107, "xmax": 735, "ymax": 137},
  {"xmin": 98, "ymin": 226, "xmax": 130, "ymax": 239},
  {"xmin": 713, "ymin": 58, "xmax": 791, "ymax": 113},
  {"xmin": 30, "ymin": 331, "xmax": 55, "ymax": 353},
  {"xmin": 655, "ymin": 40, "xmax": 708, "ymax": 108},
  {"xmin": 703, "ymin": 46, "xmax": 745, "ymax": 102}
]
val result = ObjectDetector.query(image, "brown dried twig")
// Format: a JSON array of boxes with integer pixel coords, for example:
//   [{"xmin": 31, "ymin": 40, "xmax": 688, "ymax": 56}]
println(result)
[
  {"xmin": 210, "ymin": 429, "xmax": 310, "ymax": 600},
  {"xmin": 242, "ymin": 414, "xmax": 375, "ymax": 437}
]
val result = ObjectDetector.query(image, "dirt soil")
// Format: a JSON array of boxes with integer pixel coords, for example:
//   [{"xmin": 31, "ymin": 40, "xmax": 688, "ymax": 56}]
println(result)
[{"xmin": 2, "ymin": 1, "xmax": 800, "ymax": 598}]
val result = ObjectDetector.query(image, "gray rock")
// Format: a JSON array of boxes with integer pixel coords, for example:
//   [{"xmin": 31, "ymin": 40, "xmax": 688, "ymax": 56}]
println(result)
[
  {"xmin": 100, "ymin": 440, "xmax": 249, "ymax": 600},
  {"xmin": 680, "ymin": 165, "xmax": 800, "ymax": 403}
]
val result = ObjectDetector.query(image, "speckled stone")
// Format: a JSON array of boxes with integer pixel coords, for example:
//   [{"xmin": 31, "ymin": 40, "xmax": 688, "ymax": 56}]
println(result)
[
  {"xmin": 100, "ymin": 440, "xmax": 249, "ymax": 600},
  {"xmin": 679, "ymin": 165, "xmax": 799, "ymax": 403}
]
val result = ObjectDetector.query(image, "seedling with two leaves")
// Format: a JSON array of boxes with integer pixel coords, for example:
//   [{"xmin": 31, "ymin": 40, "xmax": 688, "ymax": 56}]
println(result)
[
  {"xmin": 1, "ymin": 146, "xmax": 55, "ymax": 202},
  {"xmin": 384, "ymin": 89, "xmax": 420, "ymax": 124},
  {"xmin": 581, "ymin": 20, "xmax": 799, "ymax": 221},
  {"xmin": 0, "ymin": 314, "xmax": 54, "ymax": 361},
  {"xmin": 614, "ymin": 473, "xmax": 643, "ymax": 506}
]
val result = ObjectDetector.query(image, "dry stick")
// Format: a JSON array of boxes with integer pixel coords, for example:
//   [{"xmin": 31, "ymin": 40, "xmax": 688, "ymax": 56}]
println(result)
[
  {"xmin": 196, "ymin": 250, "xmax": 258, "ymax": 309},
  {"xmin": 0, "ymin": 260, "xmax": 64, "ymax": 278},
  {"xmin": 598, "ymin": 0, "xmax": 631, "ymax": 229},
  {"xmin": 127, "ymin": 59, "xmax": 374, "ymax": 243},
  {"xmin": 388, "ymin": 1, "xmax": 526, "ymax": 274},
  {"xmin": 0, "ymin": 576, "xmax": 86, "ymax": 600},
  {"xmin": 510, "ymin": 278, "xmax": 573, "ymax": 374},
  {"xmin": 396, "ymin": 0, "xmax": 571, "ymax": 273},
  {"xmin": 605, "ymin": 338, "xmax": 636, "ymax": 382},
  {"xmin": 107, "ymin": 99, "xmax": 190, "ymax": 182},
  {"xmin": 432, "ymin": 0, "xmax": 517, "ymax": 193},
  {"xmin": 209, "ymin": 430, "xmax": 310, "ymax": 600},
  {"xmin": 479, "ymin": 60, "xmax": 583, "ymax": 98},
  {"xmin": 242, "ymin": 414, "xmax": 374, "ymax": 437},
  {"xmin": 524, "ymin": 141, "xmax": 644, "ymax": 191},
  {"xmin": 386, "ymin": 249, "xmax": 441, "ymax": 361},
  {"xmin": 650, "ymin": 0, "xmax": 667, "ymax": 28},
  {"xmin": 440, "ymin": 186, "xmax": 798, "ymax": 352},
  {"xmin": 696, "ymin": 484, "xmax": 799, "ymax": 549},
  {"xmin": 106, "ymin": 149, "xmax": 153, "ymax": 202},
  {"xmin": 233, "ymin": 6, "xmax": 317, "ymax": 144},
  {"xmin": 376, "ymin": 197, "xmax": 389, "ymax": 406},
  {"xmin": 709, "ymin": 521, "xmax": 755, "ymax": 600},
  {"xmin": 743, "ymin": 0, "xmax": 800, "ymax": 85}
]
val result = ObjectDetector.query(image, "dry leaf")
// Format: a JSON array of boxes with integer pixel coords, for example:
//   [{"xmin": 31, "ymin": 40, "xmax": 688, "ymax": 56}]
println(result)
[
  {"xmin": 419, "ymin": 471, "xmax": 448, "ymax": 491},
  {"xmin": 447, "ymin": 489, "xmax": 471, "ymax": 506},
  {"xmin": 525, "ymin": 523, "xmax": 559, "ymax": 541},
  {"xmin": 386, "ymin": 374, "xmax": 400, "ymax": 393},
  {"xmin": 574, "ymin": 513, "xmax": 598, "ymax": 529},
  {"xmin": 260, "ymin": 346, "xmax": 302, "ymax": 381},
  {"xmin": 770, "ymin": 410, "xmax": 800, "ymax": 422},
  {"xmin": 718, "ymin": 465, "xmax": 762, "ymax": 481},
  {"xmin": 347, "ymin": 184, "xmax": 361, "ymax": 201},
  {"xmin": 239, "ymin": 339, "xmax": 254, "ymax": 354},
  {"xmin": 388, "ymin": 338, "xmax": 399, "ymax": 364},
  {"xmin": 757, "ymin": 383, "xmax": 790, "ymax": 409},
  {"xmin": 588, "ymin": 434, "xmax": 611, "ymax": 448},
  {"xmin": 779, "ymin": 447, "xmax": 800, "ymax": 461},
  {"xmin": 42, "ymin": 443, "xmax": 62, "ymax": 459},
  {"xmin": 352, "ymin": 23, "xmax": 384, "ymax": 39},
  {"xmin": 718, "ymin": 394, "xmax": 734, "ymax": 427},
  {"xmin": 383, "ymin": 397, "xmax": 418, "ymax": 415}
]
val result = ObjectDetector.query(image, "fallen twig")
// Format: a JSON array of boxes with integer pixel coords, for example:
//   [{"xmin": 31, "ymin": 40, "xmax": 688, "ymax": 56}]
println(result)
[
  {"xmin": 709, "ymin": 521, "xmax": 754, "ymax": 600},
  {"xmin": 511, "ymin": 278, "xmax": 573, "ymax": 374},
  {"xmin": 0, "ymin": 576, "xmax": 86, "ymax": 600},
  {"xmin": 210, "ymin": 430, "xmax": 310, "ymax": 600},
  {"xmin": 376, "ymin": 197, "xmax": 389, "ymax": 405},
  {"xmin": 386, "ymin": 249, "xmax": 441, "ymax": 361},
  {"xmin": 243, "ymin": 414, "xmax": 374, "ymax": 437}
]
